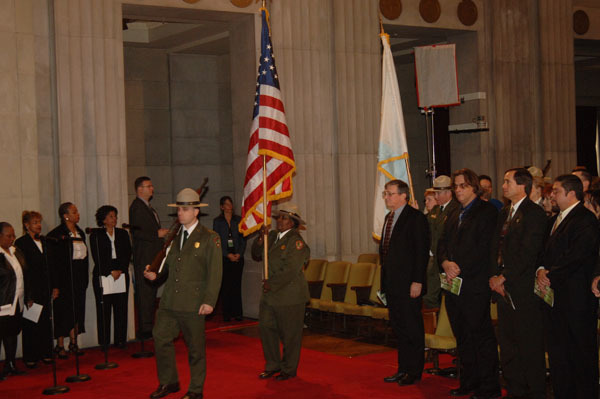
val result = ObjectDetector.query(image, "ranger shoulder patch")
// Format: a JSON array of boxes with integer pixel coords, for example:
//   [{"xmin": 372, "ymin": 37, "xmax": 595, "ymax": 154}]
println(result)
[
  {"xmin": 213, "ymin": 236, "xmax": 221, "ymax": 248},
  {"xmin": 295, "ymin": 240, "xmax": 304, "ymax": 250}
]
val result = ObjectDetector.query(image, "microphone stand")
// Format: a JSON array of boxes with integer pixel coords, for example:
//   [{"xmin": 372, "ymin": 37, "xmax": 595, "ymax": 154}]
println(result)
[
  {"xmin": 90, "ymin": 228, "xmax": 118, "ymax": 370},
  {"xmin": 64, "ymin": 234, "xmax": 91, "ymax": 383},
  {"xmin": 38, "ymin": 235, "xmax": 69, "ymax": 395}
]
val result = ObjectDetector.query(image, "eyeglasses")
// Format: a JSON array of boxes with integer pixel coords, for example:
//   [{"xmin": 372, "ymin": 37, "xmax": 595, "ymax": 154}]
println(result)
[
  {"xmin": 452, "ymin": 183, "xmax": 471, "ymax": 190},
  {"xmin": 382, "ymin": 191, "xmax": 399, "ymax": 198},
  {"xmin": 141, "ymin": 184, "xmax": 154, "ymax": 189}
]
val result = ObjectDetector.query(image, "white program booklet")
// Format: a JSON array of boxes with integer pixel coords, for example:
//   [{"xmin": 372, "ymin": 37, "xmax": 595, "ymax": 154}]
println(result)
[
  {"xmin": 101, "ymin": 274, "xmax": 126, "ymax": 295},
  {"xmin": 23, "ymin": 303, "xmax": 43, "ymax": 323}
]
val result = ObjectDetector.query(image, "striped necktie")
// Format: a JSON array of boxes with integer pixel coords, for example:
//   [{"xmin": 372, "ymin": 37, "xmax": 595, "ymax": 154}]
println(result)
[{"xmin": 381, "ymin": 210, "xmax": 395, "ymax": 257}]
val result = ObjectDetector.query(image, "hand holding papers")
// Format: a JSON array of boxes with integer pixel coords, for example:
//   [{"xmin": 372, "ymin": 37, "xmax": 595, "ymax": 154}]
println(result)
[
  {"xmin": 101, "ymin": 273, "xmax": 126, "ymax": 295},
  {"xmin": 534, "ymin": 281, "xmax": 554, "ymax": 307},
  {"xmin": 440, "ymin": 273, "xmax": 463, "ymax": 295},
  {"xmin": 0, "ymin": 303, "xmax": 14, "ymax": 316},
  {"xmin": 23, "ymin": 303, "xmax": 43, "ymax": 323}
]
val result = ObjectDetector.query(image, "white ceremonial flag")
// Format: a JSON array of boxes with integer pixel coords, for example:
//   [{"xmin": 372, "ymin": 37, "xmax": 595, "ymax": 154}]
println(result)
[{"xmin": 372, "ymin": 33, "xmax": 414, "ymax": 240}]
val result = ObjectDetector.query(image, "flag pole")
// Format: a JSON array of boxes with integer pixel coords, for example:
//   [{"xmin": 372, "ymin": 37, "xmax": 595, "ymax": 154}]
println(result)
[{"xmin": 263, "ymin": 158, "xmax": 269, "ymax": 280}]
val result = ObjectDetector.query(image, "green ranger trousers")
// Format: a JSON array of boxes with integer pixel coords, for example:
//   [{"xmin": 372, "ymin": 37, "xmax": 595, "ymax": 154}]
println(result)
[
  {"xmin": 259, "ymin": 302, "xmax": 306, "ymax": 375},
  {"xmin": 153, "ymin": 309, "xmax": 206, "ymax": 393}
]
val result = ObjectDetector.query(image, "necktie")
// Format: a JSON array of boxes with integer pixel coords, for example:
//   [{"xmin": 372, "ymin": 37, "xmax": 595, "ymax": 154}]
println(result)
[
  {"xmin": 181, "ymin": 230, "xmax": 189, "ymax": 249},
  {"xmin": 381, "ymin": 210, "xmax": 395, "ymax": 257},
  {"xmin": 149, "ymin": 202, "xmax": 160, "ymax": 225},
  {"xmin": 551, "ymin": 213, "xmax": 563, "ymax": 235},
  {"xmin": 440, "ymin": 205, "xmax": 445, "ymax": 213}
]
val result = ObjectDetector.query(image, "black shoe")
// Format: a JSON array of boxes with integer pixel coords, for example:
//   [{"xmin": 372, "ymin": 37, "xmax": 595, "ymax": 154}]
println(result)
[
  {"xmin": 114, "ymin": 342, "xmax": 127, "ymax": 349},
  {"xmin": 150, "ymin": 382, "xmax": 180, "ymax": 399},
  {"xmin": 450, "ymin": 386, "xmax": 474, "ymax": 396},
  {"xmin": 275, "ymin": 372, "xmax": 295, "ymax": 381},
  {"xmin": 383, "ymin": 371, "xmax": 407, "ymax": 383},
  {"xmin": 69, "ymin": 343, "xmax": 84, "ymax": 356},
  {"xmin": 234, "ymin": 316, "xmax": 243, "ymax": 321},
  {"xmin": 180, "ymin": 392, "xmax": 203, "ymax": 399},
  {"xmin": 3, "ymin": 361, "xmax": 25, "ymax": 376},
  {"xmin": 259, "ymin": 370, "xmax": 280, "ymax": 379},
  {"xmin": 24, "ymin": 361, "xmax": 37, "ymax": 369},
  {"xmin": 42, "ymin": 357, "xmax": 54, "ymax": 365},
  {"xmin": 54, "ymin": 345, "xmax": 68, "ymax": 359},
  {"xmin": 397, "ymin": 374, "xmax": 420, "ymax": 386},
  {"xmin": 470, "ymin": 393, "xmax": 501, "ymax": 399}
]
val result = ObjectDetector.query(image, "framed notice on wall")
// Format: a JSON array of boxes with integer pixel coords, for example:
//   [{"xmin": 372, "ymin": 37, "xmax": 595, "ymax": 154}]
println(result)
[{"xmin": 414, "ymin": 44, "xmax": 460, "ymax": 109}]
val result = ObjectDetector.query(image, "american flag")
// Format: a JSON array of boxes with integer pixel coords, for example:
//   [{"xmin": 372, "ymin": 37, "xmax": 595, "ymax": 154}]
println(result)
[{"xmin": 239, "ymin": 8, "xmax": 295, "ymax": 236}]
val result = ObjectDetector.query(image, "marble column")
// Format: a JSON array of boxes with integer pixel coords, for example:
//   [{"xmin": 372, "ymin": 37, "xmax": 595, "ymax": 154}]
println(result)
[
  {"xmin": 53, "ymin": 0, "xmax": 128, "ymax": 228},
  {"xmin": 538, "ymin": 0, "xmax": 576, "ymax": 174}
]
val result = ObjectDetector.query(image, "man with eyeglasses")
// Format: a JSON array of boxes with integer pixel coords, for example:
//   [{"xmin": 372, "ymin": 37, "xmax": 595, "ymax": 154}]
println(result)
[
  {"xmin": 438, "ymin": 168, "xmax": 501, "ymax": 399},
  {"xmin": 129, "ymin": 176, "xmax": 170, "ymax": 342},
  {"xmin": 379, "ymin": 180, "xmax": 429, "ymax": 387}
]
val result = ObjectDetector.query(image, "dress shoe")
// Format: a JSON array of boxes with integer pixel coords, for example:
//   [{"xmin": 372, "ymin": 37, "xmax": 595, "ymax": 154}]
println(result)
[
  {"xmin": 3, "ymin": 362, "xmax": 25, "ymax": 376},
  {"xmin": 450, "ymin": 386, "xmax": 474, "ymax": 396},
  {"xmin": 180, "ymin": 392, "xmax": 202, "ymax": 399},
  {"xmin": 24, "ymin": 361, "xmax": 37, "ymax": 369},
  {"xmin": 470, "ymin": 393, "xmax": 501, "ymax": 399},
  {"xmin": 397, "ymin": 374, "xmax": 420, "ymax": 386},
  {"xmin": 150, "ymin": 382, "xmax": 181, "ymax": 399},
  {"xmin": 54, "ymin": 345, "xmax": 68, "ymax": 359},
  {"xmin": 234, "ymin": 316, "xmax": 243, "ymax": 321},
  {"xmin": 114, "ymin": 342, "xmax": 127, "ymax": 350},
  {"xmin": 42, "ymin": 358, "xmax": 54, "ymax": 365},
  {"xmin": 258, "ymin": 370, "xmax": 280, "ymax": 379},
  {"xmin": 69, "ymin": 343, "xmax": 84, "ymax": 356},
  {"xmin": 275, "ymin": 372, "xmax": 295, "ymax": 381},
  {"xmin": 383, "ymin": 371, "xmax": 407, "ymax": 383}
]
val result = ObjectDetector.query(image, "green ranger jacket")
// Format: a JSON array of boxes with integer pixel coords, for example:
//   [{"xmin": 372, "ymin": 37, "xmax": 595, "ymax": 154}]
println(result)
[
  {"xmin": 252, "ymin": 229, "xmax": 310, "ymax": 306},
  {"xmin": 158, "ymin": 223, "xmax": 223, "ymax": 312},
  {"xmin": 429, "ymin": 199, "xmax": 460, "ymax": 269}
]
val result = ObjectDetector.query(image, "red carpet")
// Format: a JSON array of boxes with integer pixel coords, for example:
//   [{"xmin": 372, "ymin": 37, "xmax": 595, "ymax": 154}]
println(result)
[{"xmin": 0, "ymin": 328, "xmax": 462, "ymax": 399}]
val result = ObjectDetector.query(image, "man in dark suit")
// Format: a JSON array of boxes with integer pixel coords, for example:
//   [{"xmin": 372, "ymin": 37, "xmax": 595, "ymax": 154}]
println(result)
[
  {"xmin": 489, "ymin": 168, "xmax": 547, "ymax": 399},
  {"xmin": 129, "ymin": 176, "xmax": 169, "ymax": 340},
  {"xmin": 536, "ymin": 174, "xmax": 599, "ymax": 399},
  {"xmin": 380, "ymin": 179, "xmax": 430, "ymax": 387},
  {"xmin": 438, "ymin": 168, "xmax": 501, "ymax": 399},
  {"xmin": 144, "ymin": 188, "xmax": 222, "ymax": 399}
]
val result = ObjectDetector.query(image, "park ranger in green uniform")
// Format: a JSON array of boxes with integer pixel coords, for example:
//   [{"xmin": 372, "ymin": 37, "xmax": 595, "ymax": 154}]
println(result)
[
  {"xmin": 252, "ymin": 203, "xmax": 310, "ymax": 381},
  {"xmin": 144, "ymin": 188, "xmax": 222, "ymax": 399}
]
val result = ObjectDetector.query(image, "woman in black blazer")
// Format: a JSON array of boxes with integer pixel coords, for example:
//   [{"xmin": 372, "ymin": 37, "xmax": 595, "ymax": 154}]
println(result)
[
  {"xmin": 47, "ymin": 202, "xmax": 89, "ymax": 358},
  {"xmin": 90, "ymin": 205, "xmax": 131, "ymax": 349},
  {"xmin": 14, "ymin": 211, "xmax": 56, "ymax": 367},
  {"xmin": 213, "ymin": 196, "xmax": 246, "ymax": 321}
]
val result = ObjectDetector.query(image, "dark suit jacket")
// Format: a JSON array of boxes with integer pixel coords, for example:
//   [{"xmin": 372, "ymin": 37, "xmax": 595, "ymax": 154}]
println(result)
[
  {"xmin": 213, "ymin": 214, "xmax": 246, "ymax": 257},
  {"xmin": 380, "ymin": 205, "xmax": 430, "ymax": 298},
  {"xmin": 0, "ymin": 247, "xmax": 29, "ymax": 307},
  {"xmin": 490, "ymin": 197, "xmax": 548, "ymax": 302},
  {"xmin": 438, "ymin": 198, "xmax": 498, "ymax": 295},
  {"xmin": 542, "ymin": 203, "xmax": 600, "ymax": 309},
  {"xmin": 15, "ymin": 234, "xmax": 54, "ymax": 304},
  {"xmin": 89, "ymin": 228, "xmax": 132, "ymax": 278},
  {"xmin": 46, "ymin": 223, "xmax": 89, "ymax": 293},
  {"xmin": 129, "ymin": 197, "xmax": 164, "ymax": 269}
]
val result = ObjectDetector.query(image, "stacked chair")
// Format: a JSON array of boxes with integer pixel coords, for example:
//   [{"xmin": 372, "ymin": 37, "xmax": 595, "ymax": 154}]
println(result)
[
  {"xmin": 304, "ymin": 259, "xmax": 328, "ymax": 299},
  {"xmin": 307, "ymin": 261, "xmax": 351, "ymax": 314}
]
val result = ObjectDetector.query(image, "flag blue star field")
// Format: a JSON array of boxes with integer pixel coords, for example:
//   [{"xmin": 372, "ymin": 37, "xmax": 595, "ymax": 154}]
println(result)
[{"xmin": 240, "ymin": 8, "xmax": 295, "ymax": 236}]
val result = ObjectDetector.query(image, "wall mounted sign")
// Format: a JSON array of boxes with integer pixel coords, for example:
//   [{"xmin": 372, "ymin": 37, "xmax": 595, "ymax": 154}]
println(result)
[
  {"xmin": 379, "ymin": 0, "xmax": 402, "ymax": 20},
  {"xmin": 419, "ymin": 0, "xmax": 441, "ymax": 24}
]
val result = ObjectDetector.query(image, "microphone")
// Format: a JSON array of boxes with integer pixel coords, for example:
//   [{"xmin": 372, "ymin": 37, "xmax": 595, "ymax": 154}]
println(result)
[
  {"xmin": 35, "ymin": 234, "xmax": 60, "ymax": 243},
  {"xmin": 122, "ymin": 223, "xmax": 140, "ymax": 230}
]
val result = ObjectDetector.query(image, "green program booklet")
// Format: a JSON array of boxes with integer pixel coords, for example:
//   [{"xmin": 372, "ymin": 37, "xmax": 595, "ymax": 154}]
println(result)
[
  {"xmin": 440, "ymin": 273, "xmax": 463, "ymax": 296},
  {"xmin": 534, "ymin": 282, "xmax": 554, "ymax": 307}
]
